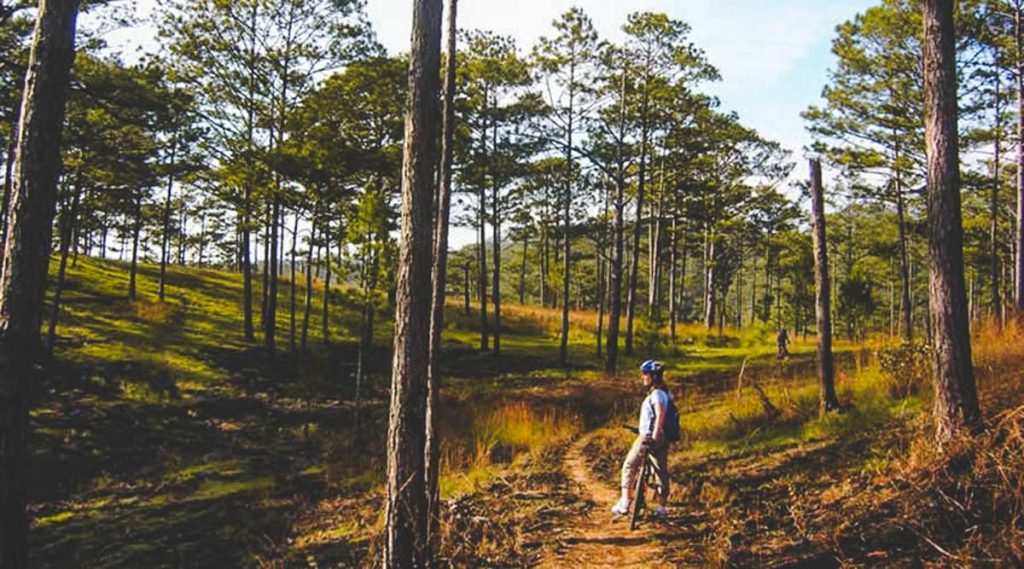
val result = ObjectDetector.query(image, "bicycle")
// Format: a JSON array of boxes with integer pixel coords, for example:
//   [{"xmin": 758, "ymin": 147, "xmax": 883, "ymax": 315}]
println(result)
[
  {"xmin": 622, "ymin": 426, "xmax": 666, "ymax": 530},
  {"xmin": 777, "ymin": 342, "xmax": 790, "ymax": 359}
]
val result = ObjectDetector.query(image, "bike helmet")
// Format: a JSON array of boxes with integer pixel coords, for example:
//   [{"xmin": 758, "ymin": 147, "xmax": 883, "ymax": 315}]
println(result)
[{"xmin": 640, "ymin": 360, "xmax": 664, "ymax": 376}]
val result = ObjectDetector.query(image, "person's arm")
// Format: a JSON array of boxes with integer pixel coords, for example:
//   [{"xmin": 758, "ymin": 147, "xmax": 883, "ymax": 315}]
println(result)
[{"xmin": 652, "ymin": 392, "xmax": 667, "ymax": 441}]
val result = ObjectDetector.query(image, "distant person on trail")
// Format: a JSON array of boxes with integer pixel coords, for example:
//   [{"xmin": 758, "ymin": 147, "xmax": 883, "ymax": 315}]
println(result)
[
  {"xmin": 612, "ymin": 359, "xmax": 672, "ymax": 519},
  {"xmin": 776, "ymin": 328, "xmax": 790, "ymax": 359}
]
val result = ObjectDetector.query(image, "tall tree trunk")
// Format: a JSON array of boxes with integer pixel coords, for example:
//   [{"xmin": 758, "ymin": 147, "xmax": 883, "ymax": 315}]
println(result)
[
  {"xmin": 289, "ymin": 212, "xmax": 298, "ymax": 352},
  {"xmin": 518, "ymin": 236, "xmax": 527, "ymax": 305},
  {"xmin": 321, "ymin": 220, "xmax": 331, "ymax": 344},
  {"xmin": 385, "ymin": 0, "xmax": 442, "ymax": 563},
  {"xmin": 261, "ymin": 207, "xmax": 270, "ymax": 329},
  {"xmin": 45, "ymin": 184, "xmax": 80, "ymax": 358},
  {"xmin": 477, "ymin": 112, "xmax": 489, "ymax": 351},
  {"xmin": 0, "ymin": 132, "xmax": 16, "ymax": 242},
  {"xmin": 624, "ymin": 172, "xmax": 645, "ymax": 352},
  {"xmin": 992, "ymin": 53, "xmax": 1003, "ymax": 328},
  {"xmin": 669, "ymin": 215, "xmax": 679, "ymax": 340},
  {"xmin": 177, "ymin": 202, "xmax": 187, "ymax": 264},
  {"xmin": 1016, "ymin": 0, "xmax": 1024, "ymax": 317},
  {"xmin": 0, "ymin": 2, "xmax": 80, "ymax": 564},
  {"xmin": 649, "ymin": 160, "xmax": 665, "ymax": 319},
  {"xmin": 540, "ymin": 214, "xmax": 549, "ymax": 307},
  {"xmin": 265, "ymin": 197, "xmax": 280, "ymax": 354},
  {"xmin": 195, "ymin": 213, "xmax": 205, "ymax": 268},
  {"xmin": 704, "ymin": 227, "xmax": 716, "ymax": 329},
  {"xmin": 493, "ymin": 144, "xmax": 502, "ymax": 355},
  {"xmin": 894, "ymin": 152, "xmax": 913, "ymax": 341},
  {"xmin": 301, "ymin": 217, "xmax": 316, "ymax": 352},
  {"xmin": 596, "ymin": 252, "xmax": 605, "ymax": 357},
  {"xmin": 560, "ymin": 79, "xmax": 574, "ymax": 366},
  {"xmin": 242, "ymin": 202, "xmax": 255, "ymax": 342},
  {"xmin": 425, "ymin": 0, "xmax": 457, "ymax": 555},
  {"xmin": 605, "ymin": 71, "xmax": 628, "ymax": 374},
  {"xmin": 922, "ymin": 0, "xmax": 981, "ymax": 442},
  {"xmin": 810, "ymin": 160, "xmax": 839, "ymax": 414},
  {"xmin": 463, "ymin": 263, "xmax": 470, "ymax": 315},
  {"xmin": 625, "ymin": 83, "xmax": 651, "ymax": 355},
  {"xmin": 364, "ymin": 246, "xmax": 380, "ymax": 351},
  {"xmin": 597, "ymin": 179, "xmax": 610, "ymax": 357},
  {"xmin": 128, "ymin": 198, "xmax": 142, "ymax": 300},
  {"xmin": 606, "ymin": 178, "xmax": 625, "ymax": 373},
  {"xmin": 71, "ymin": 214, "xmax": 80, "ymax": 268}
]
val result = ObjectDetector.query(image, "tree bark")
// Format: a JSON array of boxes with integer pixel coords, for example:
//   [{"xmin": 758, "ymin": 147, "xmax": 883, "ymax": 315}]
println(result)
[
  {"xmin": 426, "ymin": 0, "xmax": 457, "ymax": 558},
  {"xmin": 605, "ymin": 71, "xmax": 628, "ymax": 374},
  {"xmin": 477, "ymin": 107, "xmax": 489, "ymax": 351},
  {"xmin": 301, "ymin": 214, "xmax": 316, "ymax": 352},
  {"xmin": 463, "ymin": 263, "xmax": 470, "ymax": 315},
  {"xmin": 560, "ymin": 71, "xmax": 574, "ymax": 366},
  {"xmin": 894, "ymin": 150, "xmax": 913, "ymax": 341},
  {"xmin": 596, "ymin": 179, "xmax": 610, "ymax": 357},
  {"xmin": 289, "ymin": 212, "xmax": 298, "ymax": 352},
  {"xmin": 992, "ymin": 52, "xmax": 1003, "ymax": 328},
  {"xmin": 1015, "ymin": 0, "xmax": 1024, "ymax": 317},
  {"xmin": 128, "ymin": 197, "xmax": 142, "ymax": 300},
  {"xmin": 320, "ymin": 220, "xmax": 331, "ymax": 344},
  {"xmin": 0, "ymin": 2, "xmax": 80, "ymax": 564},
  {"xmin": 384, "ymin": 0, "xmax": 442, "ymax": 563},
  {"xmin": 266, "ymin": 205, "xmax": 274, "ymax": 329},
  {"xmin": 45, "ymin": 183, "xmax": 81, "ymax": 359},
  {"xmin": 625, "ymin": 177, "xmax": 645, "ymax": 354},
  {"xmin": 540, "ymin": 212, "xmax": 549, "ymax": 307},
  {"xmin": 649, "ymin": 161, "xmax": 665, "ymax": 319},
  {"xmin": 266, "ymin": 197, "xmax": 280, "ymax": 354},
  {"xmin": 810, "ymin": 159, "xmax": 839, "ymax": 414},
  {"xmin": 922, "ymin": 0, "xmax": 981, "ymax": 442},
  {"xmin": 704, "ymin": 227, "xmax": 717, "ymax": 329},
  {"xmin": 625, "ymin": 78, "xmax": 652, "ymax": 354},
  {"xmin": 493, "ymin": 126, "xmax": 502, "ymax": 355},
  {"xmin": 0, "ymin": 133, "xmax": 16, "ymax": 242},
  {"xmin": 242, "ymin": 203, "xmax": 255, "ymax": 341},
  {"xmin": 669, "ymin": 213, "xmax": 678, "ymax": 341}
]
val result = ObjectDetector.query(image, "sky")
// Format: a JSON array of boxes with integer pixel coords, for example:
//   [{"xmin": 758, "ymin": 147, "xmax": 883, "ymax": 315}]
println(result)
[
  {"xmin": 362, "ymin": 0, "xmax": 877, "ymax": 165},
  {"xmin": 97, "ymin": 0, "xmax": 879, "ymax": 246}
]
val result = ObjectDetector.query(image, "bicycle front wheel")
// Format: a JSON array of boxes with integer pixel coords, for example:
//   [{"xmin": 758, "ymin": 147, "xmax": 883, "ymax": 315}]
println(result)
[{"xmin": 629, "ymin": 459, "xmax": 647, "ymax": 530}]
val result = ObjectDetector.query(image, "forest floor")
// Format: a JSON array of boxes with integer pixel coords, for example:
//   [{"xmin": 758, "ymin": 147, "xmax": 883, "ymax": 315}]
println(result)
[{"xmin": 28, "ymin": 256, "xmax": 1024, "ymax": 567}]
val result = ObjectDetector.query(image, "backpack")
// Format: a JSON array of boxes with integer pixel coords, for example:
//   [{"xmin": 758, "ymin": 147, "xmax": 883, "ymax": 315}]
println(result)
[
  {"xmin": 650, "ymin": 389, "xmax": 681, "ymax": 443},
  {"xmin": 664, "ymin": 396, "xmax": 681, "ymax": 443}
]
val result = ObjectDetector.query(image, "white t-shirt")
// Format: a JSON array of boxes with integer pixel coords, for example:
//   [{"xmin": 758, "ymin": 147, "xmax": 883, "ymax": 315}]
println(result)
[{"xmin": 638, "ymin": 388, "xmax": 671, "ymax": 438}]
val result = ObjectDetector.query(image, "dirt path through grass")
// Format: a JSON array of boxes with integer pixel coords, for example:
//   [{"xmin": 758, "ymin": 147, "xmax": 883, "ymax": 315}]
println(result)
[{"xmin": 539, "ymin": 431, "xmax": 676, "ymax": 567}]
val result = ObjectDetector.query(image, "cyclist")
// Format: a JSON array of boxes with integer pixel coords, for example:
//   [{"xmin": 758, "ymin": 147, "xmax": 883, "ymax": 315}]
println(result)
[
  {"xmin": 612, "ymin": 359, "xmax": 671, "ymax": 519},
  {"xmin": 776, "ymin": 328, "xmax": 790, "ymax": 359}
]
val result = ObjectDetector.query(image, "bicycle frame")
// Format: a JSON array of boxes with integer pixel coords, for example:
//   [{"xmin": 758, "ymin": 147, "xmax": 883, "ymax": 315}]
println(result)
[{"xmin": 629, "ymin": 444, "xmax": 663, "ymax": 530}]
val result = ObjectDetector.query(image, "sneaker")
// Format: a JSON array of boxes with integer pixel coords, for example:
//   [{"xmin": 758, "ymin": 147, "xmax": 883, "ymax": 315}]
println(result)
[
  {"xmin": 611, "ymin": 499, "xmax": 630, "ymax": 516},
  {"xmin": 652, "ymin": 506, "xmax": 668, "ymax": 519}
]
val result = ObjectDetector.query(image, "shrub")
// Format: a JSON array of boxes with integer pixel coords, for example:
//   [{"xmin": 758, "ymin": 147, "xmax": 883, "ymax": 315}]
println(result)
[{"xmin": 878, "ymin": 341, "xmax": 931, "ymax": 399}]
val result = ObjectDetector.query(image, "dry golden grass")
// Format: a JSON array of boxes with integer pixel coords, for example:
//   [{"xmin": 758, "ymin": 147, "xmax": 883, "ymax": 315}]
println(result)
[{"xmin": 439, "ymin": 402, "xmax": 581, "ymax": 497}]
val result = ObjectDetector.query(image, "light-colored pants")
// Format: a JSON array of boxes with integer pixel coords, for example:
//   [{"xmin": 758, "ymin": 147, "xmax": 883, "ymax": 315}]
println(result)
[{"xmin": 620, "ymin": 435, "xmax": 669, "ymax": 498}]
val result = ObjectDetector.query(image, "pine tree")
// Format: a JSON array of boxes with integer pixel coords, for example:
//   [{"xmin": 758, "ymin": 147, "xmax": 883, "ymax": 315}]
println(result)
[
  {"xmin": 384, "ymin": 0, "xmax": 442, "ymax": 564},
  {"xmin": 0, "ymin": 1, "xmax": 81, "ymax": 564}
]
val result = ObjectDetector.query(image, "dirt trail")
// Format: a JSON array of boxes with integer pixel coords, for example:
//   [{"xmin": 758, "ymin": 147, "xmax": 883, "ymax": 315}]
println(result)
[{"xmin": 540, "ymin": 432, "xmax": 689, "ymax": 567}]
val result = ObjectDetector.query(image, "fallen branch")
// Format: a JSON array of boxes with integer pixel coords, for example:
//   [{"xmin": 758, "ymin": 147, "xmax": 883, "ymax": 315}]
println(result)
[
  {"xmin": 735, "ymin": 357, "xmax": 750, "ymax": 400},
  {"xmin": 750, "ymin": 377, "xmax": 781, "ymax": 421}
]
